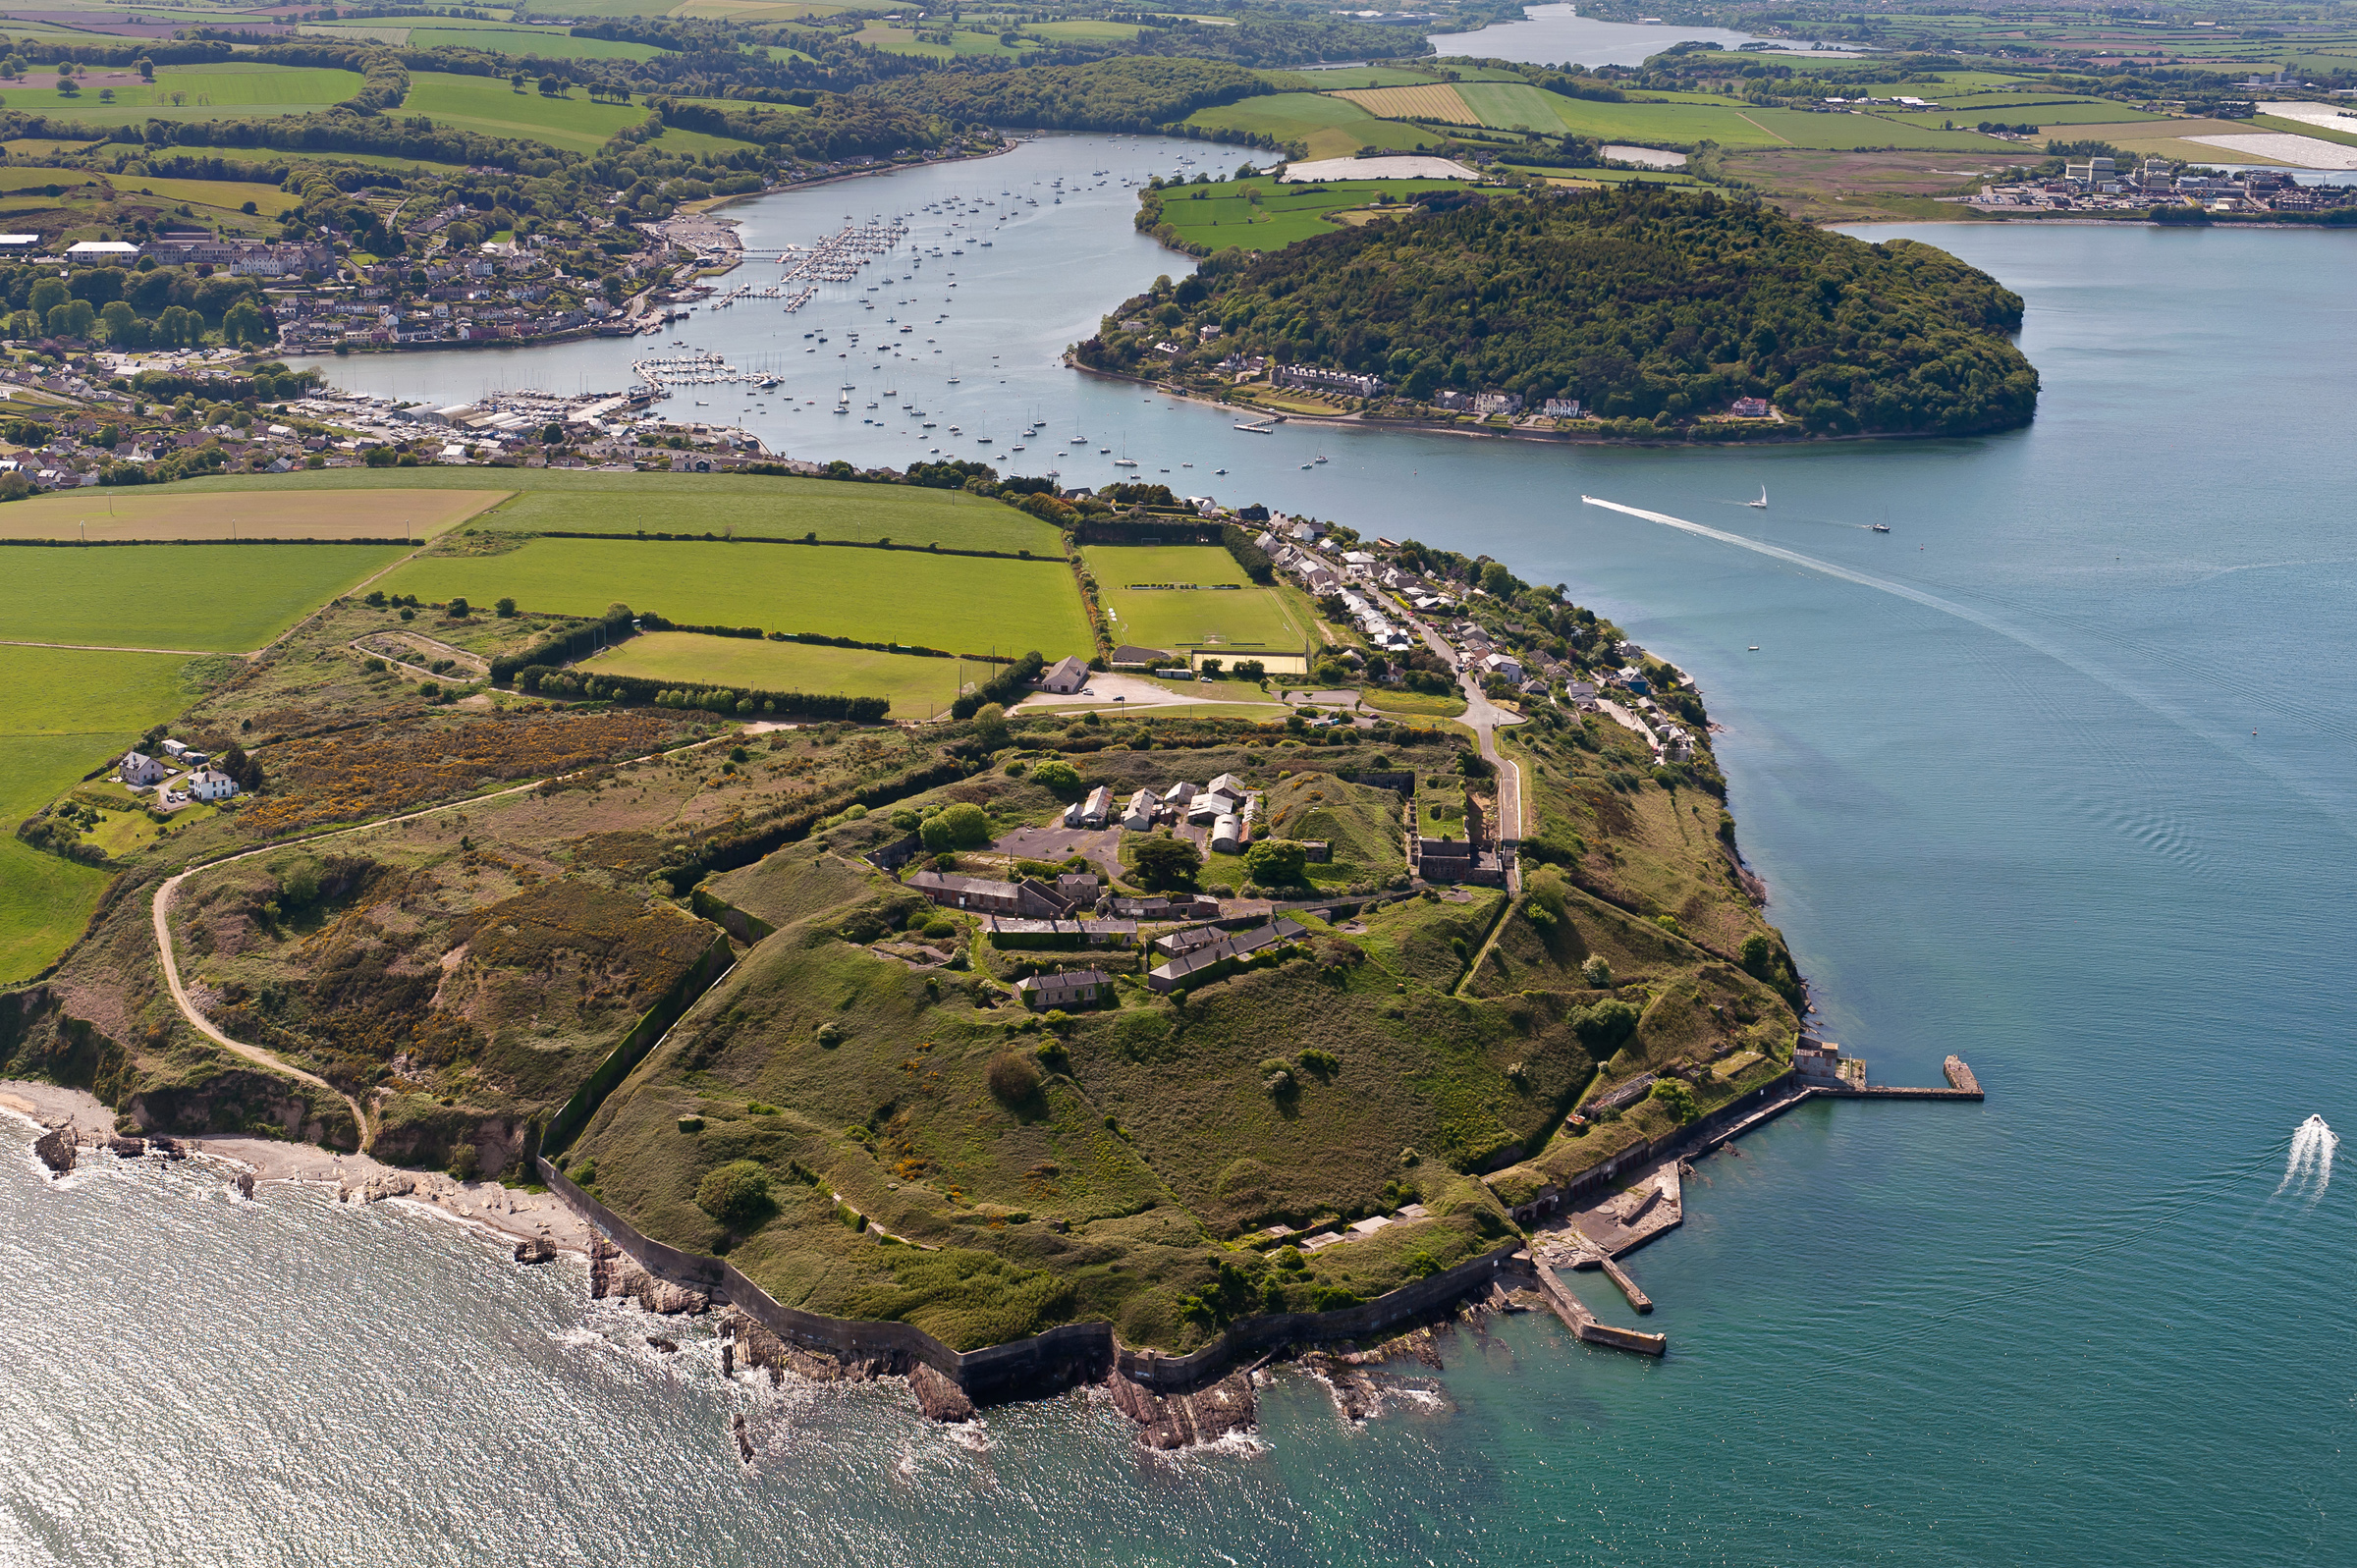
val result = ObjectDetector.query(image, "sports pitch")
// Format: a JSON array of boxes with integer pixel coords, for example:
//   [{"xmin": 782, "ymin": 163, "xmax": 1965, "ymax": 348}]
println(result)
[
  {"xmin": 1082, "ymin": 544, "xmax": 1309, "ymax": 658},
  {"xmin": 0, "ymin": 488, "xmax": 507, "ymax": 543},
  {"xmin": 379, "ymin": 536, "xmax": 1096, "ymax": 658}
]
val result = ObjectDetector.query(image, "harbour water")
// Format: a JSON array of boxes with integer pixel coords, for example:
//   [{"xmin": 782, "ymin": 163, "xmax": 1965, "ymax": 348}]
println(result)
[
  {"xmin": 14, "ymin": 136, "xmax": 2356, "ymax": 1563},
  {"xmin": 1425, "ymin": 4, "xmax": 1838, "ymax": 67}
]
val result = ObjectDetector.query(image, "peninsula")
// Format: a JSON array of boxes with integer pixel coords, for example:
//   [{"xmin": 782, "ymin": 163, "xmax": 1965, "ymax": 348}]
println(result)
[{"xmin": 1079, "ymin": 185, "xmax": 2041, "ymax": 442}]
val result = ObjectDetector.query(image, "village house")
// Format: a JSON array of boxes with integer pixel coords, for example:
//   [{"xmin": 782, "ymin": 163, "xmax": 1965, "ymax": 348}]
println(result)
[
  {"xmin": 1014, "ymin": 968, "xmax": 1114, "ymax": 1010},
  {"xmin": 1729, "ymin": 397, "xmax": 1773, "ymax": 419},
  {"xmin": 119, "ymin": 751, "xmax": 167, "ymax": 787}
]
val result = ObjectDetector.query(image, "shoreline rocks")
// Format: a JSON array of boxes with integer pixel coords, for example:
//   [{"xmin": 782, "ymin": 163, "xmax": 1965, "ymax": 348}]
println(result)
[
  {"xmin": 588, "ymin": 1238, "xmax": 709, "ymax": 1316},
  {"xmin": 32, "ymin": 1123, "xmax": 76, "ymax": 1176},
  {"xmin": 908, "ymin": 1364, "xmax": 976, "ymax": 1424},
  {"xmin": 1106, "ymin": 1370, "xmax": 1257, "ymax": 1450},
  {"xmin": 514, "ymin": 1236, "xmax": 558, "ymax": 1266}
]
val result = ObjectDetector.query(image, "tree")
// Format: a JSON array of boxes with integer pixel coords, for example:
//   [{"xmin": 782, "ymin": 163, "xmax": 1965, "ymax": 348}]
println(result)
[
  {"xmin": 1580, "ymin": 955, "xmax": 1613, "ymax": 989},
  {"xmin": 446, "ymin": 596, "xmax": 470, "ymax": 618},
  {"xmin": 920, "ymin": 801, "xmax": 991, "ymax": 851},
  {"xmin": 970, "ymin": 700, "xmax": 1009, "ymax": 752},
  {"xmin": 1242, "ymin": 838, "xmax": 1307, "ymax": 887},
  {"xmin": 1130, "ymin": 832, "xmax": 1201, "ymax": 891},
  {"xmin": 1031, "ymin": 758, "xmax": 1080, "ymax": 792},
  {"xmin": 494, "ymin": 596, "xmax": 517, "ymax": 618},
  {"xmin": 540, "ymin": 421, "xmax": 564, "ymax": 444},
  {"xmin": 223, "ymin": 299, "xmax": 270, "ymax": 346},
  {"xmin": 694, "ymin": 1160, "xmax": 773, "ymax": 1226},
  {"xmin": 364, "ymin": 446, "xmax": 395, "ymax": 467}
]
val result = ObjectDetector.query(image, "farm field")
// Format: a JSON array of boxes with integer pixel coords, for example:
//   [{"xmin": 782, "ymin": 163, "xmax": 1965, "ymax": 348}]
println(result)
[
  {"xmin": 669, "ymin": 0, "xmax": 859, "ymax": 17},
  {"xmin": 152, "ymin": 465, "xmax": 1068, "ymax": 554},
  {"xmin": 399, "ymin": 72, "xmax": 653, "ymax": 153},
  {"xmin": 1025, "ymin": 19, "xmax": 1144, "ymax": 40},
  {"xmin": 1329, "ymin": 84, "xmax": 1478, "ymax": 125},
  {"xmin": 378, "ymin": 537, "xmax": 1097, "ymax": 658},
  {"xmin": 0, "ymin": 645, "xmax": 201, "ymax": 984},
  {"xmin": 848, "ymin": 24, "xmax": 1033, "ymax": 58},
  {"xmin": 0, "ymin": 169, "xmax": 298, "ymax": 222},
  {"xmin": 650, "ymin": 124, "xmax": 768, "ymax": 158},
  {"xmin": 0, "ymin": 64, "xmax": 365, "ymax": 125},
  {"xmin": 407, "ymin": 27, "xmax": 671, "ymax": 59},
  {"xmin": 1152, "ymin": 176, "xmax": 1468, "ymax": 250},
  {"xmin": 1083, "ymin": 545, "xmax": 1308, "ymax": 658},
  {"xmin": 1454, "ymin": 81, "xmax": 1585, "ymax": 134},
  {"xmin": 0, "ymin": 487, "xmax": 506, "ymax": 543},
  {"xmin": 584, "ymin": 631, "xmax": 977, "ymax": 717},
  {"xmin": 0, "ymin": 543, "xmax": 406, "ymax": 651},
  {"xmin": 1184, "ymin": 93, "xmax": 1446, "ymax": 160}
]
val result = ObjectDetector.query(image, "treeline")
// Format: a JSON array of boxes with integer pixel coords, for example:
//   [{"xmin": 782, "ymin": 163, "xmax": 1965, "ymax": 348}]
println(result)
[
  {"xmin": 0, "ymin": 262, "xmax": 277, "ymax": 349},
  {"xmin": 952, "ymin": 651, "xmax": 1044, "ymax": 721},
  {"xmin": 649, "ymin": 94, "xmax": 946, "ymax": 160},
  {"xmin": 865, "ymin": 57, "xmax": 1287, "ymax": 132},
  {"xmin": 512, "ymin": 664, "xmax": 888, "ymax": 722},
  {"xmin": 1083, "ymin": 187, "xmax": 2039, "ymax": 438}
]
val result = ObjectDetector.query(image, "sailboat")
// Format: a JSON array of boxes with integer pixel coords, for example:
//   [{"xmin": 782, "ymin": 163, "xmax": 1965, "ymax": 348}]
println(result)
[
  {"xmin": 1870, "ymin": 520, "xmax": 1891, "ymax": 533},
  {"xmin": 1745, "ymin": 486, "xmax": 1768, "ymax": 509}
]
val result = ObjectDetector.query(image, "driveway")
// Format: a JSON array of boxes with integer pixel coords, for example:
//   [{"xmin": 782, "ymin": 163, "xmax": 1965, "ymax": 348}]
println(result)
[{"xmin": 1013, "ymin": 671, "xmax": 1215, "ymax": 714}]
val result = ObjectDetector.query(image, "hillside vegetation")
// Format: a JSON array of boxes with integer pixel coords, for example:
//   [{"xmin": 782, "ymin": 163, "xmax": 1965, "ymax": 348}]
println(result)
[{"xmin": 1085, "ymin": 187, "xmax": 2039, "ymax": 437}]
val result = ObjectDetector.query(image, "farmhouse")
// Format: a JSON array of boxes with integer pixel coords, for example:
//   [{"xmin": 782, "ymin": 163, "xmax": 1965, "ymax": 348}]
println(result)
[
  {"xmin": 119, "ymin": 751, "xmax": 167, "ymax": 786},
  {"xmin": 1014, "ymin": 968, "xmax": 1114, "ymax": 1010},
  {"xmin": 1038, "ymin": 654, "xmax": 1090, "ymax": 695},
  {"xmin": 184, "ymin": 768, "xmax": 238, "ymax": 803}
]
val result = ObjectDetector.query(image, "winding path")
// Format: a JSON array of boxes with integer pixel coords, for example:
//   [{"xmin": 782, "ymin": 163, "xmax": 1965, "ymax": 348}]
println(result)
[{"xmin": 147, "ymin": 727, "xmax": 744, "ymax": 1154}]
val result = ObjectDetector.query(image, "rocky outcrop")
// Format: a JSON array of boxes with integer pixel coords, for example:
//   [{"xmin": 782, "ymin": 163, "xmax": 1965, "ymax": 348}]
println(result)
[
  {"xmin": 715, "ymin": 1307, "xmax": 904, "ymax": 1385},
  {"xmin": 646, "ymin": 1335, "xmax": 679, "ymax": 1354},
  {"xmin": 341, "ymin": 1170, "xmax": 416, "ymax": 1204},
  {"xmin": 587, "ymin": 1238, "xmax": 707, "ymax": 1315},
  {"xmin": 105, "ymin": 1135, "xmax": 146, "ymax": 1158},
  {"xmin": 1300, "ymin": 1351, "xmax": 1383, "ymax": 1422},
  {"xmin": 908, "ymin": 1363, "xmax": 975, "ymax": 1424},
  {"xmin": 234, "ymin": 1170, "xmax": 256, "ymax": 1200},
  {"xmin": 731, "ymin": 1413, "xmax": 753, "ymax": 1463},
  {"xmin": 513, "ymin": 1236, "xmax": 558, "ymax": 1266},
  {"xmin": 32, "ymin": 1123, "xmax": 76, "ymax": 1176},
  {"xmin": 1105, "ymin": 1371, "xmax": 1257, "ymax": 1450}
]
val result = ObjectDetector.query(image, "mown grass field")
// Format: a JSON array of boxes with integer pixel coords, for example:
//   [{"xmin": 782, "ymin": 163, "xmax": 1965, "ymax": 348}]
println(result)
[
  {"xmin": 585, "ymin": 630, "xmax": 978, "ymax": 717},
  {"xmin": 0, "ymin": 645, "xmax": 201, "ymax": 984},
  {"xmin": 380, "ymin": 537, "xmax": 1096, "ymax": 658},
  {"xmin": 1151, "ymin": 176, "xmax": 1467, "ymax": 250},
  {"xmin": 1084, "ymin": 544, "xmax": 1308, "ymax": 656},
  {"xmin": 400, "ymin": 72, "xmax": 653, "ymax": 153},
  {"xmin": 1184, "ymin": 93, "xmax": 1446, "ymax": 160},
  {"xmin": 1330, "ymin": 84, "xmax": 1478, "ymax": 125},
  {"xmin": 0, "ymin": 168, "xmax": 301, "ymax": 220},
  {"xmin": 151, "ymin": 466, "xmax": 1067, "ymax": 554},
  {"xmin": 408, "ymin": 27, "xmax": 671, "ymax": 59},
  {"xmin": 0, "ymin": 487, "xmax": 506, "ymax": 543},
  {"xmin": 0, "ymin": 64, "xmax": 365, "ymax": 125},
  {"xmin": 0, "ymin": 544, "xmax": 405, "ymax": 651},
  {"xmin": 848, "ymin": 24, "xmax": 1035, "ymax": 58}
]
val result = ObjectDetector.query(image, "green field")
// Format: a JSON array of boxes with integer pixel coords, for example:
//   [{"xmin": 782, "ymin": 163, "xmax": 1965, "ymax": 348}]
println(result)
[
  {"xmin": 1026, "ymin": 19, "xmax": 1145, "ymax": 40},
  {"xmin": 379, "ymin": 537, "xmax": 1096, "ymax": 659},
  {"xmin": 1083, "ymin": 544, "xmax": 1308, "ymax": 657},
  {"xmin": 1152, "ymin": 176, "xmax": 1468, "ymax": 250},
  {"xmin": 0, "ymin": 646, "xmax": 201, "ymax": 984},
  {"xmin": 0, "ymin": 64, "xmax": 364, "ymax": 125},
  {"xmin": 586, "ymin": 630, "xmax": 979, "ymax": 717},
  {"xmin": 849, "ymin": 24, "xmax": 1035, "ymax": 59},
  {"xmin": 400, "ymin": 72, "xmax": 653, "ymax": 153},
  {"xmin": 1455, "ymin": 81, "xmax": 1585, "ymax": 134},
  {"xmin": 651, "ymin": 124, "xmax": 767, "ymax": 158},
  {"xmin": 403, "ymin": 27, "xmax": 672, "ymax": 60},
  {"xmin": 1184, "ymin": 93, "xmax": 1446, "ymax": 160},
  {"xmin": 0, "ymin": 544, "xmax": 405, "ymax": 651},
  {"xmin": 147, "ymin": 466, "xmax": 1068, "ymax": 555}
]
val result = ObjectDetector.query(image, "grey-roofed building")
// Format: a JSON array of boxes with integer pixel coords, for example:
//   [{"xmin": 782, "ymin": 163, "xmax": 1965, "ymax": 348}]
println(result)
[
  {"xmin": 1145, "ymin": 917, "xmax": 1307, "ymax": 994},
  {"xmin": 1014, "ymin": 968, "xmax": 1114, "ymax": 1010}
]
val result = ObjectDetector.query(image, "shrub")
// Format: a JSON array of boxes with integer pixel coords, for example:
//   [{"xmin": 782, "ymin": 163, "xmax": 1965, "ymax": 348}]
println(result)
[
  {"xmin": 1571, "ymin": 999, "xmax": 1639, "ymax": 1051},
  {"xmin": 1298, "ymin": 1047, "xmax": 1341, "ymax": 1078},
  {"xmin": 1580, "ymin": 955, "xmax": 1614, "ymax": 989},
  {"xmin": 695, "ymin": 1160, "xmax": 773, "ymax": 1225},
  {"xmin": 447, "ymin": 1142, "xmax": 479, "ymax": 1180},
  {"xmin": 920, "ymin": 800, "xmax": 992, "ymax": 851},
  {"xmin": 921, "ymin": 916, "xmax": 957, "ymax": 940},
  {"xmin": 1242, "ymin": 838, "xmax": 1308, "ymax": 886},
  {"xmin": 987, "ymin": 1050, "xmax": 1044, "ymax": 1104},
  {"xmin": 1031, "ymin": 758, "xmax": 1080, "ymax": 792},
  {"xmin": 1652, "ymin": 1080, "xmax": 1699, "ymax": 1125}
]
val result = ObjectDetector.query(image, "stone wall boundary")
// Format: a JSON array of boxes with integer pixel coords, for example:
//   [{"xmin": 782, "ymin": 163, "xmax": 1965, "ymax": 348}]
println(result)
[
  {"xmin": 541, "ymin": 933, "xmax": 735, "ymax": 1155},
  {"xmin": 536, "ymin": 1153, "xmax": 1515, "ymax": 1403}
]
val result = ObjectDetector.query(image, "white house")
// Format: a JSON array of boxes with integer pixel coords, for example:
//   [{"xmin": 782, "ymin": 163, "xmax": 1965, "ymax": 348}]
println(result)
[
  {"xmin": 1121, "ymin": 788, "xmax": 1158, "ymax": 833},
  {"xmin": 120, "ymin": 751, "xmax": 167, "ymax": 786},
  {"xmin": 160, "ymin": 738, "xmax": 191, "ymax": 760},
  {"xmin": 1161, "ymin": 781, "xmax": 1198, "ymax": 805},
  {"xmin": 1207, "ymin": 772, "xmax": 1249, "ymax": 798},
  {"xmin": 1481, "ymin": 651, "xmax": 1525, "ymax": 683},
  {"xmin": 1077, "ymin": 784, "xmax": 1114, "ymax": 829},
  {"xmin": 1038, "ymin": 654, "xmax": 1089, "ymax": 695},
  {"xmin": 185, "ymin": 768, "xmax": 238, "ymax": 803}
]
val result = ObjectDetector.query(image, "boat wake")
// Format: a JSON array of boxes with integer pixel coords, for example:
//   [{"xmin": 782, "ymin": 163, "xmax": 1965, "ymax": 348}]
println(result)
[{"xmin": 2274, "ymin": 1114, "xmax": 2337, "ymax": 1205}]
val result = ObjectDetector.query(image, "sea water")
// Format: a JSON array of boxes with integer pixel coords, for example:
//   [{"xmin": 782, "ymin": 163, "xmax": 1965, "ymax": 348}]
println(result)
[{"xmin": 19, "ymin": 138, "xmax": 2351, "ymax": 1562}]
